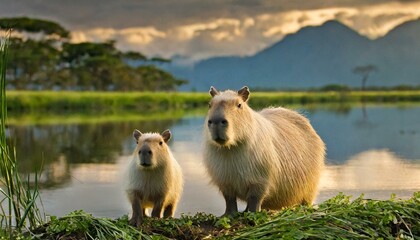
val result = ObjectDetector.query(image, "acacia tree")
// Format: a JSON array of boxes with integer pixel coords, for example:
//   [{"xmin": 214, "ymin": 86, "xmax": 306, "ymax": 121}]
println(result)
[
  {"xmin": 1, "ymin": 17, "xmax": 67, "ymax": 89},
  {"xmin": 352, "ymin": 64, "xmax": 378, "ymax": 91},
  {"xmin": 135, "ymin": 65, "xmax": 187, "ymax": 91},
  {"xmin": 2, "ymin": 17, "xmax": 187, "ymax": 91},
  {"xmin": 60, "ymin": 41, "xmax": 185, "ymax": 91},
  {"xmin": 7, "ymin": 38, "xmax": 59, "ymax": 89},
  {"xmin": 0, "ymin": 17, "xmax": 69, "ymax": 39}
]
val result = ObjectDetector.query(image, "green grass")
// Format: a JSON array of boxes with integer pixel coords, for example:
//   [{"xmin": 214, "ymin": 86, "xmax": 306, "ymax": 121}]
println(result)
[
  {"xmin": 25, "ymin": 192, "xmax": 420, "ymax": 240},
  {"xmin": 6, "ymin": 108, "xmax": 207, "ymax": 126},
  {"xmin": 249, "ymin": 91, "xmax": 420, "ymax": 105},
  {"xmin": 233, "ymin": 193, "xmax": 420, "ymax": 240},
  {"xmin": 6, "ymin": 91, "xmax": 209, "ymax": 112},
  {"xmin": 0, "ymin": 32, "xmax": 44, "ymax": 237},
  {"xmin": 6, "ymin": 90, "xmax": 420, "ymax": 113}
]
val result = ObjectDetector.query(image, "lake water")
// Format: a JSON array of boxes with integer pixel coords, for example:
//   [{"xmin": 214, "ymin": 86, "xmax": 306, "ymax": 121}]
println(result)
[{"xmin": 7, "ymin": 104, "xmax": 420, "ymax": 218}]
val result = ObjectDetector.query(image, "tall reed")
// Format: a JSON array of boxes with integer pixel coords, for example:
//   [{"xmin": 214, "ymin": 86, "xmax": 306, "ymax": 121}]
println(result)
[{"xmin": 0, "ymin": 32, "xmax": 43, "ymax": 235}]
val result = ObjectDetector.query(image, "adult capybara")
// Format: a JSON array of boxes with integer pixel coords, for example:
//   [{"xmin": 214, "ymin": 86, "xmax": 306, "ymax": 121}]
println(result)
[
  {"xmin": 125, "ymin": 129, "xmax": 183, "ymax": 227},
  {"xmin": 203, "ymin": 86, "xmax": 325, "ymax": 215}
]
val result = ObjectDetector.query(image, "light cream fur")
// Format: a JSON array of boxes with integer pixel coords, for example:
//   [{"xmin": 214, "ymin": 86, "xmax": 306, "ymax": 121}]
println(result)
[
  {"xmin": 125, "ymin": 131, "xmax": 183, "ymax": 226},
  {"xmin": 203, "ymin": 87, "xmax": 325, "ymax": 212}
]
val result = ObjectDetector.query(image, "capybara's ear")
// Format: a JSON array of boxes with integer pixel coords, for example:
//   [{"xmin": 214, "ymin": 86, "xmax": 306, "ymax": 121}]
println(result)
[
  {"xmin": 238, "ymin": 86, "xmax": 250, "ymax": 102},
  {"xmin": 209, "ymin": 86, "xmax": 219, "ymax": 97},
  {"xmin": 161, "ymin": 129, "xmax": 172, "ymax": 143},
  {"xmin": 133, "ymin": 129, "xmax": 142, "ymax": 141}
]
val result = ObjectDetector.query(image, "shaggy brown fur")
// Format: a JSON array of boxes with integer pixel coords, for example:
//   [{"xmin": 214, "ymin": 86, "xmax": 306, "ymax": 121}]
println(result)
[{"xmin": 203, "ymin": 86, "xmax": 325, "ymax": 215}]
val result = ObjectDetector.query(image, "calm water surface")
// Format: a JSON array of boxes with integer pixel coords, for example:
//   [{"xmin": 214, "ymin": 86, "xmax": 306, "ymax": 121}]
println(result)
[{"xmin": 7, "ymin": 104, "xmax": 420, "ymax": 218}]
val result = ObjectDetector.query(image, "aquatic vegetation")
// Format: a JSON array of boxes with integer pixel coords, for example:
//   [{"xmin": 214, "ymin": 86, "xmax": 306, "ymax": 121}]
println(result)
[
  {"xmin": 30, "ymin": 192, "xmax": 420, "ymax": 240},
  {"xmin": 232, "ymin": 192, "xmax": 420, "ymax": 239},
  {"xmin": 1, "ymin": 32, "xmax": 44, "ymax": 237}
]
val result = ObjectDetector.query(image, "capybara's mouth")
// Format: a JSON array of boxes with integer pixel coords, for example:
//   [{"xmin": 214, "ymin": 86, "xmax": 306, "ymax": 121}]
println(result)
[
  {"xmin": 214, "ymin": 138, "xmax": 227, "ymax": 145},
  {"xmin": 140, "ymin": 162, "xmax": 152, "ymax": 167}
]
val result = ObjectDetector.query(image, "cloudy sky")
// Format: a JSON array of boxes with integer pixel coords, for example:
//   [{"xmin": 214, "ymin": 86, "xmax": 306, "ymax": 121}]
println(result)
[{"xmin": 2, "ymin": 0, "xmax": 420, "ymax": 61}]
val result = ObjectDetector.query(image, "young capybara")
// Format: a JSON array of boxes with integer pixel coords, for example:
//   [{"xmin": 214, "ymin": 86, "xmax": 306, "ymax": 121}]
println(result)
[
  {"xmin": 125, "ymin": 129, "xmax": 183, "ymax": 227},
  {"xmin": 203, "ymin": 86, "xmax": 325, "ymax": 215}
]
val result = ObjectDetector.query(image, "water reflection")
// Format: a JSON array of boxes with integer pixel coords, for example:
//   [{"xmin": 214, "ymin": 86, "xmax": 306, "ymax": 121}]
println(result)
[
  {"xmin": 318, "ymin": 149, "xmax": 420, "ymax": 202},
  {"xmin": 322, "ymin": 149, "xmax": 420, "ymax": 190},
  {"xmin": 5, "ymin": 104, "xmax": 420, "ymax": 217},
  {"xmin": 40, "ymin": 157, "xmax": 129, "ymax": 217},
  {"xmin": 9, "ymin": 119, "xmax": 180, "ymax": 174},
  {"xmin": 309, "ymin": 105, "xmax": 420, "ymax": 161},
  {"xmin": 40, "ymin": 155, "xmax": 70, "ymax": 188}
]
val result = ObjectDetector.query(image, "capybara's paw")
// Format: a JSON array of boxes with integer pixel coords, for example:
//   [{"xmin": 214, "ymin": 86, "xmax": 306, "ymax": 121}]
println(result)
[
  {"xmin": 221, "ymin": 211, "xmax": 237, "ymax": 218},
  {"xmin": 129, "ymin": 217, "xmax": 142, "ymax": 228}
]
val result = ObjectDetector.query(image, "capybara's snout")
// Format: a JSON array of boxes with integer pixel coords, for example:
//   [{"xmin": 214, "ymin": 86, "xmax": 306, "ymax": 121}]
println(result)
[
  {"xmin": 207, "ymin": 116, "xmax": 229, "ymax": 144},
  {"xmin": 207, "ymin": 117, "xmax": 228, "ymax": 127},
  {"xmin": 138, "ymin": 145, "xmax": 152, "ymax": 167}
]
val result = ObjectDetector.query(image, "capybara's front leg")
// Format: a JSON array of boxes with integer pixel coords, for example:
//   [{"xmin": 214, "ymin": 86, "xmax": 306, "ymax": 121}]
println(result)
[
  {"xmin": 129, "ymin": 196, "xmax": 143, "ymax": 227},
  {"xmin": 163, "ymin": 204, "xmax": 174, "ymax": 218},
  {"xmin": 246, "ymin": 195, "xmax": 263, "ymax": 212},
  {"xmin": 246, "ymin": 184, "xmax": 265, "ymax": 212},
  {"xmin": 222, "ymin": 191, "xmax": 238, "ymax": 216},
  {"xmin": 151, "ymin": 200, "xmax": 163, "ymax": 218}
]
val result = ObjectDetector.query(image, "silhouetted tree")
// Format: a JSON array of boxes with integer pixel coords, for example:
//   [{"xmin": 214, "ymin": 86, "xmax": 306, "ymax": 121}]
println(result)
[
  {"xmin": 0, "ymin": 17, "xmax": 70, "ymax": 39},
  {"xmin": 7, "ymin": 38, "xmax": 59, "ymax": 89},
  {"xmin": 121, "ymin": 51, "xmax": 147, "ymax": 61},
  {"xmin": 3, "ymin": 17, "xmax": 187, "ymax": 91},
  {"xmin": 352, "ymin": 64, "xmax": 378, "ymax": 91},
  {"xmin": 150, "ymin": 57, "xmax": 171, "ymax": 63}
]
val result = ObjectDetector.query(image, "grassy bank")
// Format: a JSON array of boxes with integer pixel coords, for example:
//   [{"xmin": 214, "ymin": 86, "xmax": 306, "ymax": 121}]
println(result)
[
  {"xmin": 24, "ymin": 192, "xmax": 420, "ymax": 239},
  {"xmin": 6, "ymin": 90, "xmax": 420, "ymax": 112},
  {"xmin": 6, "ymin": 91, "xmax": 208, "ymax": 112},
  {"xmin": 6, "ymin": 102, "xmax": 419, "ymax": 126},
  {"xmin": 6, "ymin": 108, "xmax": 207, "ymax": 126}
]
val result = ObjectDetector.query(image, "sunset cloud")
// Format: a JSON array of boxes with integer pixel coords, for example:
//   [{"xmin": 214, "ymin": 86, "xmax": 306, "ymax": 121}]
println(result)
[
  {"xmin": 337, "ymin": 2, "xmax": 420, "ymax": 38},
  {"xmin": 3, "ymin": 0, "xmax": 419, "ymax": 61},
  {"xmin": 72, "ymin": 27, "xmax": 166, "ymax": 45}
]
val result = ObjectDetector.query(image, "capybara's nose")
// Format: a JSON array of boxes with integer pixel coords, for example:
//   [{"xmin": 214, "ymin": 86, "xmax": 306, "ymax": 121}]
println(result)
[
  {"xmin": 208, "ymin": 117, "xmax": 228, "ymax": 127},
  {"xmin": 140, "ymin": 150, "xmax": 152, "ymax": 155},
  {"xmin": 139, "ymin": 146, "xmax": 152, "ymax": 156}
]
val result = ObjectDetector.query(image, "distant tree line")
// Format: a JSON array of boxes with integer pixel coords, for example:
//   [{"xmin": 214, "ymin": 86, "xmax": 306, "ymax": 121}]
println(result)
[{"xmin": 0, "ymin": 17, "xmax": 187, "ymax": 91}]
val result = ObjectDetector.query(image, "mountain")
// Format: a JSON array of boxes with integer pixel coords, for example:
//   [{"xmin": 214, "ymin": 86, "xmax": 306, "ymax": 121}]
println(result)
[{"xmin": 167, "ymin": 20, "xmax": 420, "ymax": 91}]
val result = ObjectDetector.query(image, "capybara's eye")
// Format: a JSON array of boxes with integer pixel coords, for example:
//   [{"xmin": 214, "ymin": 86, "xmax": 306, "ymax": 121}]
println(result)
[
  {"xmin": 159, "ymin": 141, "xmax": 163, "ymax": 146},
  {"xmin": 208, "ymin": 103, "xmax": 212, "ymax": 108},
  {"xmin": 237, "ymin": 103, "xmax": 242, "ymax": 108}
]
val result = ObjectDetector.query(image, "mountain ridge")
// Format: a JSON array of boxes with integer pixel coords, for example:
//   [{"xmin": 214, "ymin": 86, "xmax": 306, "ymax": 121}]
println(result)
[{"xmin": 166, "ymin": 19, "xmax": 420, "ymax": 91}]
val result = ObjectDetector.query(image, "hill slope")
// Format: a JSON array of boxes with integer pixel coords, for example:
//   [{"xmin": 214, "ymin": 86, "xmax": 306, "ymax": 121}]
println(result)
[{"xmin": 170, "ymin": 20, "xmax": 420, "ymax": 91}]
